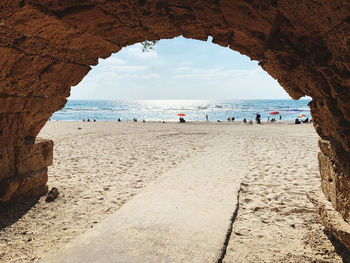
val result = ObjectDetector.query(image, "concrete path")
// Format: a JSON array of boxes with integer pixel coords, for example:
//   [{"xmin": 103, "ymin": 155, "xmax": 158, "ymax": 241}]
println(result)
[{"xmin": 41, "ymin": 140, "xmax": 244, "ymax": 263}]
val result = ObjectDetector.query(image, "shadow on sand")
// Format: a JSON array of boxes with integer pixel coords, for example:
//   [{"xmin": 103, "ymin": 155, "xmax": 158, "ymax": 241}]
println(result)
[
  {"xmin": 0, "ymin": 198, "xmax": 40, "ymax": 230},
  {"xmin": 323, "ymin": 228, "xmax": 350, "ymax": 263}
]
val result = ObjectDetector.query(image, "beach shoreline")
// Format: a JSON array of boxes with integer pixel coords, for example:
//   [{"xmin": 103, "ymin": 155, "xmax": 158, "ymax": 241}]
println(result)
[
  {"xmin": 48, "ymin": 119, "xmax": 302, "ymax": 124},
  {"xmin": 0, "ymin": 121, "xmax": 348, "ymax": 262},
  {"xmin": 51, "ymin": 99, "xmax": 312, "ymax": 123}
]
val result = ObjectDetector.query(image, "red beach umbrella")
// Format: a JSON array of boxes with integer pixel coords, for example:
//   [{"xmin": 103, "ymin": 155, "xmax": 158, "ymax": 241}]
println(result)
[
  {"xmin": 177, "ymin": 113, "xmax": 186, "ymax": 117},
  {"xmin": 270, "ymin": 111, "xmax": 280, "ymax": 115}
]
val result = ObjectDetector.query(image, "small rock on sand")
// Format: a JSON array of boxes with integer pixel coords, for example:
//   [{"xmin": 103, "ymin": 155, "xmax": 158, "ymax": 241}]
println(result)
[{"xmin": 46, "ymin": 187, "xmax": 59, "ymax": 202}]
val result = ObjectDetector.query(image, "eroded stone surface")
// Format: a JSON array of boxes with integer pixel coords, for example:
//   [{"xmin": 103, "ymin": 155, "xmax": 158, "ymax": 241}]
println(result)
[
  {"xmin": 16, "ymin": 138, "xmax": 53, "ymax": 175},
  {"xmin": 318, "ymin": 139, "xmax": 350, "ymax": 223},
  {"xmin": 0, "ymin": 139, "xmax": 52, "ymax": 205},
  {"xmin": 0, "ymin": 168, "xmax": 48, "ymax": 203},
  {"xmin": 0, "ymin": 148, "xmax": 15, "ymax": 181},
  {"xmin": 0, "ymin": 0, "xmax": 349, "ymax": 249},
  {"xmin": 308, "ymin": 190, "xmax": 350, "ymax": 250}
]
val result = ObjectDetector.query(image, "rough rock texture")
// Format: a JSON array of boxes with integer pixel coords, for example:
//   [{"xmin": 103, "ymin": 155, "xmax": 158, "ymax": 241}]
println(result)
[
  {"xmin": 318, "ymin": 139, "xmax": 350, "ymax": 222},
  {"xmin": 0, "ymin": 0, "xmax": 349, "ymax": 247},
  {"xmin": 0, "ymin": 138, "xmax": 52, "ymax": 204},
  {"xmin": 308, "ymin": 190, "xmax": 350, "ymax": 250}
]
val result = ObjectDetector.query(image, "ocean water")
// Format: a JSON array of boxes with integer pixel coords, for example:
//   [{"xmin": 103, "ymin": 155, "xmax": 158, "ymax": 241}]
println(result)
[{"xmin": 51, "ymin": 99, "xmax": 312, "ymax": 122}]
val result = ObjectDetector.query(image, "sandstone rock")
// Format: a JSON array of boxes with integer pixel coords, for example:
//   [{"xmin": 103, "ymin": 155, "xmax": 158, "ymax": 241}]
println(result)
[
  {"xmin": 0, "ymin": 178, "xmax": 19, "ymax": 202},
  {"xmin": 308, "ymin": 190, "xmax": 350, "ymax": 250},
  {"xmin": 16, "ymin": 138, "xmax": 53, "ymax": 175},
  {"xmin": 0, "ymin": 168, "xmax": 48, "ymax": 204},
  {"xmin": 318, "ymin": 138, "xmax": 350, "ymax": 223},
  {"xmin": 0, "ymin": 148, "xmax": 15, "ymax": 181},
  {"xmin": 318, "ymin": 151, "xmax": 337, "ymax": 208},
  {"xmin": 46, "ymin": 187, "xmax": 59, "ymax": 202}
]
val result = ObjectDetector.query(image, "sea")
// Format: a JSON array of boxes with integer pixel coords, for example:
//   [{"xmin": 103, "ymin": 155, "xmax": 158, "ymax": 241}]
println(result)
[{"xmin": 51, "ymin": 99, "xmax": 312, "ymax": 122}]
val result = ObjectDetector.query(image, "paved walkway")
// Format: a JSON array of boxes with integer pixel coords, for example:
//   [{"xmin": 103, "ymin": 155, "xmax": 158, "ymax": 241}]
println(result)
[{"xmin": 41, "ymin": 139, "xmax": 244, "ymax": 263}]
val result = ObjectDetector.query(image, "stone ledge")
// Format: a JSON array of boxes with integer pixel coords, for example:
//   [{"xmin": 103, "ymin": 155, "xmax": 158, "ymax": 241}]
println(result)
[
  {"xmin": 0, "ymin": 168, "xmax": 48, "ymax": 204},
  {"xmin": 16, "ymin": 138, "xmax": 53, "ymax": 175},
  {"xmin": 307, "ymin": 190, "xmax": 350, "ymax": 250},
  {"xmin": 0, "ymin": 138, "xmax": 52, "ymax": 205},
  {"xmin": 0, "ymin": 147, "xmax": 15, "ymax": 181},
  {"xmin": 318, "ymin": 151, "xmax": 337, "ymax": 208}
]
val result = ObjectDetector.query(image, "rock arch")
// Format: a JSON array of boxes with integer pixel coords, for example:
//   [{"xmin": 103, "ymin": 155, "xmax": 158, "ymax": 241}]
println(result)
[{"xmin": 0, "ymin": 0, "xmax": 349, "ymax": 248}]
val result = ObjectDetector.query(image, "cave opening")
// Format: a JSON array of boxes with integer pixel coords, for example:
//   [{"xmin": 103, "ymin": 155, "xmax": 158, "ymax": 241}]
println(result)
[{"xmin": 0, "ymin": 1, "xmax": 349, "ymax": 261}]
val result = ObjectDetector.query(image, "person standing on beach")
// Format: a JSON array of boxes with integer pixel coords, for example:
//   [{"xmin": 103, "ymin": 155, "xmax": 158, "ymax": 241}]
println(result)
[
  {"xmin": 255, "ymin": 113, "xmax": 261, "ymax": 124},
  {"xmin": 280, "ymin": 115, "xmax": 282, "ymax": 120},
  {"xmin": 206, "ymin": 114, "xmax": 208, "ymax": 122}
]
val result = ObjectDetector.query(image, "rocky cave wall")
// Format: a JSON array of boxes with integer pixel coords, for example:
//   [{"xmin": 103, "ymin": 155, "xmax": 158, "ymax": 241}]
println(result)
[{"xmin": 0, "ymin": 0, "xmax": 349, "ymax": 248}]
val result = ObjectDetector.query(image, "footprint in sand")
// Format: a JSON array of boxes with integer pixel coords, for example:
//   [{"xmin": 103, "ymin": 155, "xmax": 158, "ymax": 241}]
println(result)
[{"xmin": 243, "ymin": 198, "xmax": 253, "ymax": 204}]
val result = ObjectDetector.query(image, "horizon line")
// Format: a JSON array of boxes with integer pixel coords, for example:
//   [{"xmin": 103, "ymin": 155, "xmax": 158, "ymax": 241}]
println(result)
[{"xmin": 67, "ymin": 98, "xmax": 312, "ymax": 101}]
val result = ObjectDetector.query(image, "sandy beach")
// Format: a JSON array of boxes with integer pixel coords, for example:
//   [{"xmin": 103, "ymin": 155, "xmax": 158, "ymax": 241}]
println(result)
[{"xmin": 1, "ymin": 121, "xmax": 349, "ymax": 262}]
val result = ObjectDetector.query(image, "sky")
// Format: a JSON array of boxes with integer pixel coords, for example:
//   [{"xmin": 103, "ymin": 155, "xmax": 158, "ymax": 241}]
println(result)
[{"xmin": 69, "ymin": 36, "xmax": 292, "ymax": 100}]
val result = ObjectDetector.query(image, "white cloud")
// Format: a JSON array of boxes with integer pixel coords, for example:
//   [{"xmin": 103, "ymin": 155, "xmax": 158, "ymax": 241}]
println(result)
[
  {"xmin": 86, "ymin": 71, "xmax": 118, "ymax": 81},
  {"xmin": 176, "ymin": 66, "xmax": 193, "ymax": 72},
  {"xmin": 70, "ymin": 37, "xmax": 288, "ymax": 100},
  {"xmin": 103, "ymin": 57, "xmax": 126, "ymax": 65},
  {"xmin": 108, "ymin": 65, "xmax": 149, "ymax": 72},
  {"xmin": 173, "ymin": 67, "xmax": 265, "ymax": 80},
  {"xmin": 179, "ymin": 61, "xmax": 193, "ymax": 66},
  {"xmin": 139, "ymin": 73, "xmax": 161, "ymax": 79},
  {"xmin": 90, "ymin": 72, "xmax": 160, "ymax": 80}
]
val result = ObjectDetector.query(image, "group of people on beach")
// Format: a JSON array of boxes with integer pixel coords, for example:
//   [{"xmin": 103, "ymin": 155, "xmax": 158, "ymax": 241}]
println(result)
[
  {"xmin": 130, "ymin": 118, "xmax": 146, "ymax": 122},
  {"xmin": 295, "ymin": 117, "xmax": 310, "ymax": 124},
  {"xmin": 82, "ymin": 118, "xmax": 146, "ymax": 122},
  {"xmin": 80, "ymin": 114, "xmax": 310, "ymax": 124},
  {"xmin": 267, "ymin": 115, "xmax": 281, "ymax": 123},
  {"xmin": 206, "ymin": 113, "xmax": 287, "ymax": 124}
]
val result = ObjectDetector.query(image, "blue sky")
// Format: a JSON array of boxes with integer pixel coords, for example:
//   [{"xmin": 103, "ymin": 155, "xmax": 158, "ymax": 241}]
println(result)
[{"xmin": 69, "ymin": 36, "xmax": 291, "ymax": 100}]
